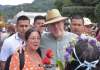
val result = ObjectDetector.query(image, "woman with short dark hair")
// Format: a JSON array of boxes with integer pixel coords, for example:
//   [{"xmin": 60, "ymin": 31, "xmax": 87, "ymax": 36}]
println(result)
[{"xmin": 8, "ymin": 28, "xmax": 44, "ymax": 70}]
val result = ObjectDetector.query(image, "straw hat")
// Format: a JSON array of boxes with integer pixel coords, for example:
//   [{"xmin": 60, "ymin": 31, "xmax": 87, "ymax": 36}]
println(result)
[
  {"xmin": 44, "ymin": 9, "xmax": 67, "ymax": 25},
  {"xmin": 83, "ymin": 17, "xmax": 93, "ymax": 25}
]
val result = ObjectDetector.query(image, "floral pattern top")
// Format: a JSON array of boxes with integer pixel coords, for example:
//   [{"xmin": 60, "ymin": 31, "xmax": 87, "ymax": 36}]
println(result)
[{"xmin": 9, "ymin": 51, "xmax": 44, "ymax": 70}]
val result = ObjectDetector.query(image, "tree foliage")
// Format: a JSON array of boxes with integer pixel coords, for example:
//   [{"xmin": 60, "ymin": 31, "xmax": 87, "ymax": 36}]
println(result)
[
  {"xmin": 0, "ymin": 11, "xmax": 5, "ymax": 16},
  {"xmin": 61, "ymin": 0, "xmax": 100, "ymax": 22},
  {"xmin": 95, "ymin": 3, "xmax": 100, "ymax": 22},
  {"xmin": 71, "ymin": 0, "xmax": 100, "ymax": 6},
  {"xmin": 54, "ymin": 0, "xmax": 64, "ymax": 11},
  {"xmin": 0, "ymin": 0, "xmax": 56, "ymax": 21},
  {"xmin": 62, "ymin": 6, "xmax": 94, "ymax": 16}
]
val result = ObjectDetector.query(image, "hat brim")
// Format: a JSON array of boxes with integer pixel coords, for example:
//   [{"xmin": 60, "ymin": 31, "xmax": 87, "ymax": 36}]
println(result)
[
  {"xmin": 43, "ymin": 17, "xmax": 67, "ymax": 26},
  {"xmin": 84, "ymin": 23, "xmax": 93, "ymax": 26}
]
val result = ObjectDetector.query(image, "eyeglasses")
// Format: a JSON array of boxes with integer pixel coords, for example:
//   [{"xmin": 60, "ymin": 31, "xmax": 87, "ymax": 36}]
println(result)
[{"xmin": 29, "ymin": 37, "xmax": 40, "ymax": 40}]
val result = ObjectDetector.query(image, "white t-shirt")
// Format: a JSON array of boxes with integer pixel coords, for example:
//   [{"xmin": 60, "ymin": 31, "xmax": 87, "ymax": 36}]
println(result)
[{"xmin": 0, "ymin": 32, "xmax": 24, "ymax": 61}]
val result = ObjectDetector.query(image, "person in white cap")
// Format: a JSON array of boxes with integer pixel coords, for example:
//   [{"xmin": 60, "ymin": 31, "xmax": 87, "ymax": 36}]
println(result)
[
  {"xmin": 40, "ymin": 9, "xmax": 78, "ymax": 70},
  {"xmin": 83, "ymin": 17, "xmax": 94, "ymax": 36}
]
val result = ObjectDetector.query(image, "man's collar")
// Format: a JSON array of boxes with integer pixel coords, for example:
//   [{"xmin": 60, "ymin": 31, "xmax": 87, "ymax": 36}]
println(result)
[{"xmin": 15, "ymin": 32, "xmax": 22, "ymax": 40}]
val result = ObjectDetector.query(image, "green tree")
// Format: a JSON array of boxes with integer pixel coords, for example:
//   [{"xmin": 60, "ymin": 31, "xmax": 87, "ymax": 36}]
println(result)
[
  {"xmin": 95, "ymin": 3, "xmax": 100, "ymax": 22},
  {"xmin": 62, "ymin": 6, "xmax": 94, "ymax": 16},
  {"xmin": 63, "ymin": 0, "xmax": 72, "ymax": 6},
  {"xmin": 62, "ymin": 0, "xmax": 100, "ymax": 22},
  {"xmin": 54, "ymin": 0, "xmax": 64, "ymax": 11},
  {"xmin": 71, "ymin": 0, "xmax": 100, "ymax": 6},
  {"xmin": 0, "ymin": 11, "xmax": 4, "ymax": 16}
]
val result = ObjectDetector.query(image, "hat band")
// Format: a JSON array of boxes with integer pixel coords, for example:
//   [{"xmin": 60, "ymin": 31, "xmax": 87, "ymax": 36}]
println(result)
[{"xmin": 46, "ymin": 16, "xmax": 61, "ymax": 21}]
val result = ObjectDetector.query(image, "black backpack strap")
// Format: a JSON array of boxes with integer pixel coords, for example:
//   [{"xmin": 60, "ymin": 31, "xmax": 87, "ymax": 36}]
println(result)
[
  {"xmin": 18, "ymin": 49, "xmax": 25, "ymax": 70},
  {"xmin": 36, "ymin": 48, "xmax": 42, "ymax": 57},
  {"xmin": 4, "ymin": 49, "xmax": 25, "ymax": 70},
  {"xmin": 4, "ymin": 55, "xmax": 12, "ymax": 70}
]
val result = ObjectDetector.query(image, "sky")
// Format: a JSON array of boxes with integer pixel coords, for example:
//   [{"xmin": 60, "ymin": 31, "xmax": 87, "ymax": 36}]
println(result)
[{"xmin": 0, "ymin": 0, "xmax": 34, "ymax": 5}]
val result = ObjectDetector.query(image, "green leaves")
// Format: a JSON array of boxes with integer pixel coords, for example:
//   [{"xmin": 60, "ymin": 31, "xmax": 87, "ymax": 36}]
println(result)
[
  {"xmin": 95, "ymin": 3, "xmax": 100, "ymax": 22},
  {"xmin": 56, "ymin": 60, "xmax": 64, "ymax": 70},
  {"xmin": 62, "ymin": 6, "xmax": 94, "ymax": 16}
]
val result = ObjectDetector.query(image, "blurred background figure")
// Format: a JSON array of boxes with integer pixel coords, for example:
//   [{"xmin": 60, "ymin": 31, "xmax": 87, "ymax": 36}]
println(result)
[
  {"xmin": 83, "ymin": 17, "xmax": 94, "ymax": 36},
  {"xmin": 96, "ymin": 28, "xmax": 100, "ymax": 41},
  {"xmin": 0, "ymin": 27, "xmax": 9, "ymax": 50},
  {"xmin": 0, "ymin": 27, "xmax": 8, "ymax": 42},
  {"xmin": 33, "ymin": 15, "xmax": 46, "ymax": 35},
  {"xmin": 64, "ymin": 18, "xmax": 71, "ymax": 32},
  {"xmin": 6, "ymin": 24, "xmax": 16, "ymax": 36}
]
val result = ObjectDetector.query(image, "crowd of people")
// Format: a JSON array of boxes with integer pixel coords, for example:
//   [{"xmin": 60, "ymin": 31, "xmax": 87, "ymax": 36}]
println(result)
[{"xmin": 0, "ymin": 8, "xmax": 100, "ymax": 70}]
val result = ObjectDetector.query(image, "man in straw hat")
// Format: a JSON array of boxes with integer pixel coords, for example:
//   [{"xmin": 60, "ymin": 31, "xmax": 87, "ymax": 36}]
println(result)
[{"xmin": 40, "ymin": 9, "xmax": 78, "ymax": 70}]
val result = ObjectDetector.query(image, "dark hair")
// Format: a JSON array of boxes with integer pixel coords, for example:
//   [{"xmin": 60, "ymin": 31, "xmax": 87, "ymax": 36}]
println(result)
[
  {"xmin": 96, "ymin": 28, "xmax": 100, "ymax": 37},
  {"xmin": 25, "ymin": 28, "xmax": 42, "ymax": 57},
  {"xmin": 25, "ymin": 28, "xmax": 41, "ymax": 41},
  {"xmin": 71, "ymin": 15, "xmax": 84, "ymax": 25},
  {"xmin": 17, "ymin": 15, "xmax": 30, "ymax": 25},
  {"xmin": 75, "ymin": 40, "xmax": 100, "ymax": 62},
  {"xmin": 34, "ymin": 15, "xmax": 46, "ymax": 24},
  {"xmin": 65, "ymin": 39, "xmax": 100, "ymax": 70}
]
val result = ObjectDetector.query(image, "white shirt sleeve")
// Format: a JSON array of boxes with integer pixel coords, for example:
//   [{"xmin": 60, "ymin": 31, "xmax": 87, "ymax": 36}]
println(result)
[{"xmin": 0, "ymin": 39, "xmax": 11, "ymax": 61}]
